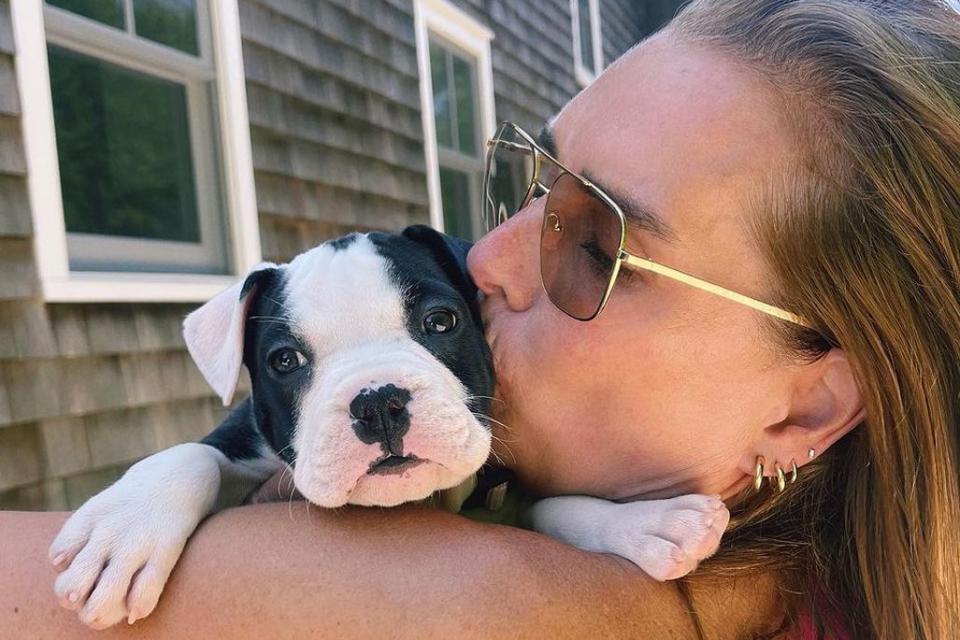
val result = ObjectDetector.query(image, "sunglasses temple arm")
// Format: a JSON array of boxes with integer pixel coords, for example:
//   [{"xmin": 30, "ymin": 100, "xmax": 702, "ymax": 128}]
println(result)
[{"xmin": 620, "ymin": 253, "xmax": 813, "ymax": 328}]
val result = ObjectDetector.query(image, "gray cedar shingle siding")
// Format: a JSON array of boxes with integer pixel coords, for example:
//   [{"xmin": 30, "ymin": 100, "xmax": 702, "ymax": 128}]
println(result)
[
  {"xmin": 0, "ymin": 0, "xmax": 660, "ymax": 509},
  {"xmin": 0, "ymin": 174, "xmax": 31, "ymax": 237},
  {"xmin": 602, "ymin": 1, "xmax": 648, "ymax": 65},
  {"xmin": 240, "ymin": 0, "xmax": 430, "ymax": 261},
  {"xmin": 0, "ymin": 1, "xmax": 38, "ymax": 305}
]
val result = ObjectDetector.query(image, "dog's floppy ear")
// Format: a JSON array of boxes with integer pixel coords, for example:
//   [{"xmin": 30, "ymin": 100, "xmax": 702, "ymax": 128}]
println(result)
[
  {"xmin": 183, "ymin": 262, "xmax": 278, "ymax": 406},
  {"xmin": 401, "ymin": 225, "xmax": 478, "ymax": 308}
]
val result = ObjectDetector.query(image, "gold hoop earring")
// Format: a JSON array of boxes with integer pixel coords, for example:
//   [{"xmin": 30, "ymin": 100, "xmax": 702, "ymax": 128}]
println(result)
[
  {"xmin": 790, "ymin": 459, "xmax": 799, "ymax": 484},
  {"xmin": 754, "ymin": 455, "xmax": 765, "ymax": 492},
  {"xmin": 774, "ymin": 462, "xmax": 786, "ymax": 492}
]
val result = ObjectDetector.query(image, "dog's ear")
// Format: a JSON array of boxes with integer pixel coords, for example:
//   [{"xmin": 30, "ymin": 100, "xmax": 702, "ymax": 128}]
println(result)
[
  {"xmin": 401, "ymin": 225, "xmax": 478, "ymax": 308},
  {"xmin": 183, "ymin": 263, "xmax": 278, "ymax": 406}
]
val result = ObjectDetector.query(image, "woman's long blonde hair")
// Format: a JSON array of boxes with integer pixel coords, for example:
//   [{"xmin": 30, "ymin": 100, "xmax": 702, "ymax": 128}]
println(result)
[{"xmin": 671, "ymin": 1, "xmax": 960, "ymax": 638}]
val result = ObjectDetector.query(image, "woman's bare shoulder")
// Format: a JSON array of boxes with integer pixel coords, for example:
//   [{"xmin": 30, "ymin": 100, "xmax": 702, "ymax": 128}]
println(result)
[{"xmin": 0, "ymin": 503, "xmax": 781, "ymax": 639}]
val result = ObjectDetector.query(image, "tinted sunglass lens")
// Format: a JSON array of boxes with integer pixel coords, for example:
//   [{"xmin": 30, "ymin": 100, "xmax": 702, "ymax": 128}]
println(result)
[{"xmin": 540, "ymin": 173, "xmax": 623, "ymax": 320}]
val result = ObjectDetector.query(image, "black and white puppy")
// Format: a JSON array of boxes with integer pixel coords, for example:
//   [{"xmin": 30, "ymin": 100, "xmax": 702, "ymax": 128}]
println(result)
[
  {"xmin": 50, "ymin": 226, "xmax": 728, "ymax": 630},
  {"xmin": 194, "ymin": 225, "xmax": 495, "ymax": 508}
]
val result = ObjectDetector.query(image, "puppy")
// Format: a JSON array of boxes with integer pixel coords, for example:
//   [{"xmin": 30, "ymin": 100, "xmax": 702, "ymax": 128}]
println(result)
[{"xmin": 49, "ymin": 226, "xmax": 729, "ymax": 629}]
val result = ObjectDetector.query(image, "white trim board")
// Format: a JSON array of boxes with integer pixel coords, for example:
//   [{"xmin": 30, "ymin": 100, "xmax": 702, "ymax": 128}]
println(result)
[
  {"xmin": 413, "ymin": 0, "xmax": 496, "ymax": 233},
  {"xmin": 10, "ymin": 0, "xmax": 261, "ymax": 303}
]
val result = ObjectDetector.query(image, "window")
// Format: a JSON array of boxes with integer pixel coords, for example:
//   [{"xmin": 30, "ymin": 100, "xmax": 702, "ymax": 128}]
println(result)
[
  {"xmin": 571, "ymin": 0, "xmax": 603, "ymax": 87},
  {"xmin": 414, "ymin": 0, "xmax": 495, "ymax": 242},
  {"xmin": 11, "ymin": 0, "xmax": 261, "ymax": 301}
]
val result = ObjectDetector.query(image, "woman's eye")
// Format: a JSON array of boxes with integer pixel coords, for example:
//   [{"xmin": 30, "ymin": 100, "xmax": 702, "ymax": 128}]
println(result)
[
  {"xmin": 580, "ymin": 239, "xmax": 641, "ymax": 285},
  {"xmin": 580, "ymin": 239, "xmax": 616, "ymax": 278},
  {"xmin": 422, "ymin": 309, "xmax": 458, "ymax": 335},
  {"xmin": 268, "ymin": 348, "xmax": 307, "ymax": 374}
]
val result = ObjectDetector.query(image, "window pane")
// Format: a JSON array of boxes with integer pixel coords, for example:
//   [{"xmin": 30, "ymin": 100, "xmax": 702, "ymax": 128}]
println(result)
[
  {"xmin": 47, "ymin": 0, "xmax": 124, "ymax": 29},
  {"xmin": 452, "ymin": 54, "xmax": 477, "ymax": 156},
  {"xmin": 430, "ymin": 41, "xmax": 453, "ymax": 149},
  {"xmin": 134, "ymin": 0, "xmax": 199, "ymax": 56},
  {"xmin": 578, "ymin": 0, "xmax": 595, "ymax": 70},
  {"xmin": 439, "ymin": 167, "xmax": 474, "ymax": 241},
  {"xmin": 48, "ymin": 45, "xmax": 200, "ymax": 243}
]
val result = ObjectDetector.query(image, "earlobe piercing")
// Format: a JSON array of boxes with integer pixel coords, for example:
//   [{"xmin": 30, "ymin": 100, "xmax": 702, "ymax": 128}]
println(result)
[
  {"xmin": 774, "ymin": 462, "xmax": 786, "ymax": 492},
  {"xmin": 754, "ymin": 455, "xmax": 799, "ymax": 493},
  {"xmin": 754, "ymin": 455, "xmax": 765, "ymax": 491}
]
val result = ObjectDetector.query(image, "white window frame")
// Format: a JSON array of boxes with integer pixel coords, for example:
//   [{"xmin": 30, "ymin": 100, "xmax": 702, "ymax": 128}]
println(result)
[
  {"xmin": 10, "ymin": 0, "xmax": 261, "ymax": 303},
  {"xmin": 413, "ymin": 0, "xmax": 496, "ymax": 236},
  {"xmin": 571, "ymin": 0, "xmax": 603, "ymax": 88}
]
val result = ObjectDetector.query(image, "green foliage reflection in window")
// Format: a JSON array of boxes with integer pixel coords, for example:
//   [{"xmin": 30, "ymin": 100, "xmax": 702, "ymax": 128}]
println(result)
[
  {"xmin": 47, "ymin": 0, "xmax": 124, "ymax": 29},
  {"xmin": 48, "ymin": 45, "xmax": 201, "ymax": 243},
  {"xmin": 135, "ymin": 0, "xmax": 199, "ymax": 56},
  {"xmin": 430, "ymin": 39, "xmax": 479, "ymax": 157},
  {"xmin": 439, "ymin": 167, "xmax": 472, "ymax": 241},
  {"xmin": 46, "ymin": 0, "xmax": 199, "ymax": 56}
]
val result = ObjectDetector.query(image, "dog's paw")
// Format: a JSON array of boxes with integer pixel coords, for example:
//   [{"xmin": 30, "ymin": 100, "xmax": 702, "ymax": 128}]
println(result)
[
  {"xmin": 50, "ymin": 500, "xmax": 192, "ymax": 629},
  {"xmin": 602, "ymin": 494, "xmax": 729, "ymax": 581},
  {"xmin": 48, "ymin": 443, "xmax": 221, "ymax": 629}
]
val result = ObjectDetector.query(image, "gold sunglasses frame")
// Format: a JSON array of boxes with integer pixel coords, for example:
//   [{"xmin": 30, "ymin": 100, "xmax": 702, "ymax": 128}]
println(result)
[{"xmin": 482, "ymin": 121, "xmax": 812, "ymax": 328}]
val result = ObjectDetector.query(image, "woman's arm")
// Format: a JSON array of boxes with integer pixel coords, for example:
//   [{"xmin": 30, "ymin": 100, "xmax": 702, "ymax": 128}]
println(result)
[{"xmin": 1, "ymin": 503, "xmax": 781, "ymax": 639}]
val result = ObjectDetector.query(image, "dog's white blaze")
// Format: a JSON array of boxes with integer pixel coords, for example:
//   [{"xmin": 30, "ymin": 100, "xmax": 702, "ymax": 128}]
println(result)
[
  {"xmin": 284, "ymin": 236, "xmax": 490, "ymax": 507},
  {"xmin": 285, "ymin": 237, "xmax": 409, "ymax": 353}
]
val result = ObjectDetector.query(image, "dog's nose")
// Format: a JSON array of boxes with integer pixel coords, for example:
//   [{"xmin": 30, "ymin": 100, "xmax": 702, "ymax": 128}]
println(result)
[{"xmin": 349, "ymin": 384, "xmax": 412, "ymax": 454}]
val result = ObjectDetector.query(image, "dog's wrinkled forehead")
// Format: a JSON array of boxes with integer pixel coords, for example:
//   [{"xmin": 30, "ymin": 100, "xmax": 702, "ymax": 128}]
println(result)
[
  {"xmin": 282, "ymin": 234, "xmax": 408, "ymax": 352},
  {"xmin": 280, "ymin": 231, "xmax": 474, "ymax": 353}
]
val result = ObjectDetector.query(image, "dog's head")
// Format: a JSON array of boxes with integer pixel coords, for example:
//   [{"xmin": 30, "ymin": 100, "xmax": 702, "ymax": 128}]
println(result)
[{"xmin": 183, "ymin": 225, "xmax": 494, "ymax": 507}]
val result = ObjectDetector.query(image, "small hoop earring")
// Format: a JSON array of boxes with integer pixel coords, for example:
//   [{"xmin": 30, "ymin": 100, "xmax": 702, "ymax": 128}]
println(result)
[
  {"xmin": 790, "ymin": 459, "xmax": 799, "ymax": 484},
  {"xmin": 754, "ymin": 455, "xmax": 765, "ymax": 492},
  {"xmin": 775, "ymin": 462, "xmax": 787, "ymax": 493}
]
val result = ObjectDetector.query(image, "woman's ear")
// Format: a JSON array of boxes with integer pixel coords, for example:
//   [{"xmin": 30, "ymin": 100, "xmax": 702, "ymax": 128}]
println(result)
[
  {"xmin": 753, "ymin": 348, "xmax": 865, "ymax": 471},
  {"xmin": 182, "ymin": 263, "xmax": 278, "ymax": 406}
]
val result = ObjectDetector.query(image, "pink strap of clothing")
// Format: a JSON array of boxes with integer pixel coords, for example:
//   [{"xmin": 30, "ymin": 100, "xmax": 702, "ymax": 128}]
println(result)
[{"xmin": 795, "ymin": 607, "xmax": 852, "ymax": 640}]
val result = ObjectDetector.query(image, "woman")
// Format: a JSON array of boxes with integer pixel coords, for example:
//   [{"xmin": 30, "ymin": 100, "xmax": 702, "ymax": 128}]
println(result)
[{"xmin": 2, "ymin": 0, "xmax": 958, "ymax": 637}]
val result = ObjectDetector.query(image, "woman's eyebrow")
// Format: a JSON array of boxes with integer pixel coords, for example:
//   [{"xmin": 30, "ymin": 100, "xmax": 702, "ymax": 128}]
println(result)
[
  {"xmin": 537, "ymin": 125, "xmax": 558, "ymax": 156},
  {"xmin": 581, "ymin": 170, "xmax": 678, "ymax": 244},
  {"xmin": 536, "ymin": 124, "xmax": 678, "ymax": 244}
]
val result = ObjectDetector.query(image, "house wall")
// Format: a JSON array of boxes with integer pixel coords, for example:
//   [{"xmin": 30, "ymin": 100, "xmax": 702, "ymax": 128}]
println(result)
[{"xmin": 0, "ymin": 0, "xmax": 666, "ymax": 510}]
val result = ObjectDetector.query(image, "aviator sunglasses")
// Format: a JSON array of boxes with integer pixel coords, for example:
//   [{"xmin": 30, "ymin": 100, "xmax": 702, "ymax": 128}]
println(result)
[{"xmin": 481, "ymin": 121, "xmax": 812, "ymax": 327}]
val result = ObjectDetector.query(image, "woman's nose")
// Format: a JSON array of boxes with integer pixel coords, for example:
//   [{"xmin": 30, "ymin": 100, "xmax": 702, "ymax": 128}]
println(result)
[{"xmin": 467, "ymin": 200, "xmax": 543, "ymax": 313}]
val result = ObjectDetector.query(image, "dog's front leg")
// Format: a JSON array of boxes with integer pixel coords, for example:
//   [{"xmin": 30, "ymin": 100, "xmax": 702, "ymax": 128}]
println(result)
[
  {"xmin": 528, "ymin": 494, "xmax": 730, "ymax": 581},
  {"xmin": 48, "ymin": 402, "xmax": 281, "ymax": 629}
]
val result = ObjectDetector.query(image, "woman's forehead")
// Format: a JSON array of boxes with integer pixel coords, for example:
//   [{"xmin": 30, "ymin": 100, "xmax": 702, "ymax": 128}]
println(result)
[{"xmin": 551, "ymin": 31, "xmax": 795, "ymax": 252}]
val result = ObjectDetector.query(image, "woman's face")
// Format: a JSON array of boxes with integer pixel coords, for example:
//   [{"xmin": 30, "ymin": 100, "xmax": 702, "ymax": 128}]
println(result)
[{"xmin": 467, "ymin": 31, "xmax": 801, "ymax": 501}]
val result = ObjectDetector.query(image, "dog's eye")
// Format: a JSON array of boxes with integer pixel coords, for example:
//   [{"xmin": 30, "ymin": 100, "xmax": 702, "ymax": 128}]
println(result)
[
  {"xmin": 422, "ymin": 309, "xmax": 457, "ymax": 335},
  {"xmin": 268, "ymin": 348, "xmax": 307, "ymax": 374}
]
